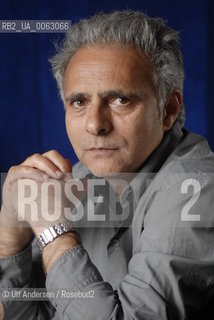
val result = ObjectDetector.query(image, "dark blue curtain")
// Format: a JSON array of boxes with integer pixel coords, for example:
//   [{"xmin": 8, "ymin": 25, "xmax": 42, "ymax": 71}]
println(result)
[{"xmin": 0, "ymin": 0, "xmax": 213, "ymax": 172}]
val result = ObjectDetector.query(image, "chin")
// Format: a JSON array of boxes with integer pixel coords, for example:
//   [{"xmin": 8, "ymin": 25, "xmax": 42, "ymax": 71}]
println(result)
[
  {"xmin": 93, "ymin": 171, "xmax": 124, "ymax": 178},
  {"xmin": 90, "ymin": 169, "xmax": 119, "ymax": 178},
  {"xmin": 88, "ymin": 163, "xmax": 133, "ymax": 178},
  {"xmin": 87, "ymin": 163, "xmax": 123, "ymax": 178}
]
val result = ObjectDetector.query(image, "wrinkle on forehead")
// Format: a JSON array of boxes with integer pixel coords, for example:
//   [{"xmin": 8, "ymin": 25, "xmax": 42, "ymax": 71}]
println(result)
[{"xmin": 64, "ymin": 44, "xmax": 156, "ymax": 97}]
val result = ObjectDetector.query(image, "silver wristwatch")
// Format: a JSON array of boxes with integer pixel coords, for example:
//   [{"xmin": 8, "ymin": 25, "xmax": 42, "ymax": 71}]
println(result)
[{"xmin": 37, "ymin": 221, "xmax": 76, "ymax": 252}]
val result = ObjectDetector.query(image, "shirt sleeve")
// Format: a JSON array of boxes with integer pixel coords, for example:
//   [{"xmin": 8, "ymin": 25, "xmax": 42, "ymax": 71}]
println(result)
[
  {"xmin": 0, "ymin": 243, "xmax": 55, "ymax": 319},
  {"xmin": 46, "ymin": 176, "xmax": 214, "ymax": 320}
]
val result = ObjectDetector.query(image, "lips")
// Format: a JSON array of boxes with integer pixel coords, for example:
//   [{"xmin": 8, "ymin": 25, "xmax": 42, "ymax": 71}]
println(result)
[
  {"xmin": 87, "ymin": 147, "xmax": 119, "ymax": 155},
  {"xmin": 89, "ymin": 147, "xmax": 118, "ymax": 151}
]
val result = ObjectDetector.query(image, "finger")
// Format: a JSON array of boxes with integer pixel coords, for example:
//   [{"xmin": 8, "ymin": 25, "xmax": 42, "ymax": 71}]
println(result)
[
  {"xmin": 42, "ymin": 150, "xmax": 72, "ymax": 173},
  {"xmin": 22, "ymin": 153, "xmax": 61, "ymax": 178},
  {"xmin": 7, "ymin": 165, "xmax": 50, "ymax": 185},
  {"xmin": 63, "ymin": 172, "xmax": 74, "ymax": 181}
]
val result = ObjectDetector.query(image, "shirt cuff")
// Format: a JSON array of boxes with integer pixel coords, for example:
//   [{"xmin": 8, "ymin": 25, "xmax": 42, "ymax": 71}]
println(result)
[
  {"xmin": 46, "ymin": 245, "xmax": 116, "ymax": 318},
  {"xmin": 0, "ymin": 244, "xmax": 32, "ymax": 288}
]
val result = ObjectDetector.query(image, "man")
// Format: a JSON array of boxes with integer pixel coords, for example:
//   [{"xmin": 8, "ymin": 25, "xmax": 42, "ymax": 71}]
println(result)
[{"xmin": 0, "ymin": 10, "xmax": 214, "ymax": 319}]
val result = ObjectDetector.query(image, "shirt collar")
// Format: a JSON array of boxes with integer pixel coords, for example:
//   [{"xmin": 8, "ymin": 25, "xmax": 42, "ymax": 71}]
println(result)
[{"xmin": 120, "ymin": 122, "xmax": 185, "ymax": 206}]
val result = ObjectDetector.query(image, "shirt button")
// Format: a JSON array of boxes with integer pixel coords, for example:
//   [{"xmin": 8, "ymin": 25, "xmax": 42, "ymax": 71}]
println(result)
[{"xmin": 112, "ymin": 239, "xmax": 120, "ymax": 248}]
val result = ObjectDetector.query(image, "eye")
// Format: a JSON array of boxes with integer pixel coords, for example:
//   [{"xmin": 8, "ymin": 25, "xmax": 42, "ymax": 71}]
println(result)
[
  {"xmin": 70, "ymin": 99, "xmax": 85, "ymax": 108},
  {"xmin": 110, "ymin": 96, "xmax": 130, "ymax": 107},
  {"xmin": 117, "ymin": 97, "xmax": 129, "ymax": 104}
]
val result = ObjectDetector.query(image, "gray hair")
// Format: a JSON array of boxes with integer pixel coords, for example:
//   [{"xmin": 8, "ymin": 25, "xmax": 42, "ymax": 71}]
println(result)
[{"xmin": 50, "ymin": 10, "xmax": 185, "ymax": 127}]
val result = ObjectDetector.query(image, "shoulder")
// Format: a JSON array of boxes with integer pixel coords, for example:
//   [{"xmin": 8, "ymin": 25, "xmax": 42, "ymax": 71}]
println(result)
[
  {"xmin": 133, "ymin": 131, "xmax": 214, "ymax": 257},
  {"xmin": 134, "ymin": 130, "xmax": 214, "ymax": 232},
  {"xmin": 168, "ymin": 130, "xmax": 213, "ymax": 164},
  {"xmin": 157, "ymin": 130, "xmax": 214, "ymax": 188}
]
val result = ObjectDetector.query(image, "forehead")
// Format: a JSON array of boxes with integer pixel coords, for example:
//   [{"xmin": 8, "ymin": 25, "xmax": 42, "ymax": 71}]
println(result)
[{"xmin": 64, "ymin": 44, "xmax": 154, "ymax": 94}]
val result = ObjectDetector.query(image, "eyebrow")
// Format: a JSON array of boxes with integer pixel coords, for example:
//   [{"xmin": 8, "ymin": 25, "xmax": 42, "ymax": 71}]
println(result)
[
  {"xmin": 100, "ymin": 89, "xmax": 139, "ymax": 99},
  {"xmin": 65, "ymin": 89, "xmax": 141, "ymax": 103},
  {"xmin": 65, "ymin": 93, "xmax": 91, "ymax": 104}
]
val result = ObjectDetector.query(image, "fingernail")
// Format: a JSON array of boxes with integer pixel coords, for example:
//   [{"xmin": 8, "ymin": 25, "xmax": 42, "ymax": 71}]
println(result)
[
  {"xmin": 43, "ymin": 174, "xmax": 49, "ymax": 179},
  {"xmin": 55, "ymin": 170, "xmax": 63, "ymax": 178}
]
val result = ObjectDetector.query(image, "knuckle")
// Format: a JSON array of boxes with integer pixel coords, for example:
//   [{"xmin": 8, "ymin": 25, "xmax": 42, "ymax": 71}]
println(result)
[
  {"xmin": 28, "ymin": 153, "xmax": 40, "ymax": 161},
  {"xmin": 43, "ymin": 149, "xmax": 59, "ymax": 159},
  {"xmin": 33, "ymin": 152, "xmax": 41, "ymax": 159},
  {"xmin": 49, "ymin": 149, "xmax": 58, "ymax": 155},
  {"xmin": 8, "ymin": 165, "xmax": 15, "ymax": 173}
]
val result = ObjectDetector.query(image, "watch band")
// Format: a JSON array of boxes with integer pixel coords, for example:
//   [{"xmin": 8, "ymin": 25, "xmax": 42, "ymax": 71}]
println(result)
[{"xmin": 37, "ymin": 221, "xmax": 76, "ymax": 252}]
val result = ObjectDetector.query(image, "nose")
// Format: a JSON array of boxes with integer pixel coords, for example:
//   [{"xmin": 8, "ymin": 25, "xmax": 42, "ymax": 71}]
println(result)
[{"xmin": 86, "ymin": 103, "xmax": 113, "ymax": 136}]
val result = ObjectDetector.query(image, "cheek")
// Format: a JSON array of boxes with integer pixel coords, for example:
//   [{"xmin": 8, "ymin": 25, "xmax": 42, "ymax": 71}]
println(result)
[
  {"xmin": 65, "ymin": 114, "xmax": 72, "ymax": 139},
  {"xmin": 124, "ymin": 109, "xmax": 160, "ymax": 151},
  {"xmin": 65, "ymin": 114, "xmax": 79, "ymax": 145},
  {"xmin": 122, "ymin": 112, "xmax": 149, "ymax": 144},
  {"xmin": 65, "ymin": 114, "xmax": 69, "ymax": 134}
]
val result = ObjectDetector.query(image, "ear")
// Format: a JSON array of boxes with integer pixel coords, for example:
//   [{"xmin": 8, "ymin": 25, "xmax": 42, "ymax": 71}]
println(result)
[{"xmin": 162, "ymin": 90, "xmax": 182, "ymax": 131}]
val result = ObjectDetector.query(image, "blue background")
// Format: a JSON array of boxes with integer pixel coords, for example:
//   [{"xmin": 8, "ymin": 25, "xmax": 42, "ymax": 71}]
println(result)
[{"xmin": 0, "ymin": 0, "xmax": 213, "ymax": 172}]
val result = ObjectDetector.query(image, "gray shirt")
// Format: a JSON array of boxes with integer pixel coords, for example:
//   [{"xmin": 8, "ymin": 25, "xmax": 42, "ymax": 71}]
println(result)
[{"xmin": 1, "ymin": 123, "xmax": 214, "ymax": 319}]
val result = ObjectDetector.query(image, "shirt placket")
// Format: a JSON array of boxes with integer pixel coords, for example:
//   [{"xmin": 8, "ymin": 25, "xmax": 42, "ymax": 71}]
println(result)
[{"xmin": 106, "ymin": 187, "xmax": 134, "ymax": 289}]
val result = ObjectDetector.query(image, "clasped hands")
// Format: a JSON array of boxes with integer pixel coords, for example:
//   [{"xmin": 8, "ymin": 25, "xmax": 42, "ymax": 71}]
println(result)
[{"xmin": 0, "ymin": 150, "xmax": 80, "ymax": 261}]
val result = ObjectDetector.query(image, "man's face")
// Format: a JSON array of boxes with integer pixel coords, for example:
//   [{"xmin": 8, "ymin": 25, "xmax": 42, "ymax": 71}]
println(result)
[{"xmin": 64, "ymin": 44, "xmax": 165, "ymax": 176}]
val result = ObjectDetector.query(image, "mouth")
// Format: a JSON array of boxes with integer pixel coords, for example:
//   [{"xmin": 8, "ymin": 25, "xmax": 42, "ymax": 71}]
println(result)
[{"xmin": 87, "ymin": 147, "xmax": 119, "ymax": 155}]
